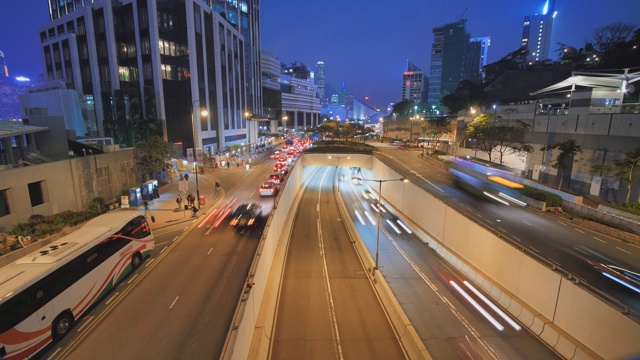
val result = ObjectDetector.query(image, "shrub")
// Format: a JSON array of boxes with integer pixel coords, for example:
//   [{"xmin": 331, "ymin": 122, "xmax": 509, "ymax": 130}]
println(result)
[
  {"xmin": 611, "ymin": 202, "xmax": 640, "ymax": 217},
  {"xmin": 518, "ymin": 186, "xmax": 563, "ymax": 207},
  {"xmin": 11, "ymin": 223, "xmax": 33, "ymax": 237}
]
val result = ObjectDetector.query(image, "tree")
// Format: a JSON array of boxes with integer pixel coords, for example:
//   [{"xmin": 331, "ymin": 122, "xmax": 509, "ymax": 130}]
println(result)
[
  {"xmin": 421, "ymin": 117, "xmax": 452, "ymax": 149},
  {"xmin": 134, "ymin": 136, "xmax": 174, "ymax": 181},
  {"xmin": 482, "ymin": 48, "xmax": 529, "ymax": 85},
  {"xmin": 441, "ymin": 80, "xmax": 487, "ymax": 115},
  {"xmin": 592, "ymin": 22, "xmax": 636, "ymax": 57},
  {"xmin": 466, "ymin": 110, "xmax": 530, "ymax": 164},
  {"xmin": 591, "ymin": 147, "xmax": 640, "ymax": 203},
  {"xmin": 541, "ymin": 139, "xmax": 582, "ymax": 190}
]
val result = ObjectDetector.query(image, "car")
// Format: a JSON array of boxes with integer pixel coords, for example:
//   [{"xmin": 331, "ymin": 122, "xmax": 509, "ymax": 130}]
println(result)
[
  {"xmin": 270, "ymin": 151, "xmax": 281, "ymax": 159},
  {"xmin": 259, "ymin": 181, "xmax": 278, "ymax": 197},
  {"xmin": 273, "ymin": 163, "xmax": 288, "ymax": 174},
  {"xmin": 229, "ymin": 202, "xmax": 262, "ymax": 228},
  {"xmin": 268, "ymin": 173, "xmax": 283, "ymax": 185}
]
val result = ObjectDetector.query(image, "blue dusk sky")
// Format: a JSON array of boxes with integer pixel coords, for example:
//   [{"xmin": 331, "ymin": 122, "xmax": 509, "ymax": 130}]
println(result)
[{"xmin": 1, "ymin": 0, "xmax": 639, "ymax": 108}]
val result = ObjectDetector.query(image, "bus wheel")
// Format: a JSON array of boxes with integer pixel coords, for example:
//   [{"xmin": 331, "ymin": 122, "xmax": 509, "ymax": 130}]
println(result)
[
  {"xmin": 131, "ymin": 253, "xmax": 142, "ymax": 269},
  {"xmin": 52, "ymin": 313, "xmax": 73, "ymax": 340}
]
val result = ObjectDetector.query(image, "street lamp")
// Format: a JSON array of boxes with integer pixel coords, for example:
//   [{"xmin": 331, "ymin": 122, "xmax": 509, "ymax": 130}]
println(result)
[
  {"xmin": 191, "ymin": 100, "xmax": 208, "ymax": 210},
  {"xmin": 351, "ymin": 176, "xmax": 409, "ymax": 270},
  {"xmin": 282, "ymin": 115, "xmax": 288, "ymax": 133},
  {"xmin": 245, "ymin": 111, "xmax": 252, "ymax": 155}
]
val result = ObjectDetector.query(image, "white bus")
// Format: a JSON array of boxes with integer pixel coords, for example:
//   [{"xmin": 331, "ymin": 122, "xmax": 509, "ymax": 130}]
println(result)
[{"xmin": 0, "ymin": 212, "xmax": 154, "ymax": 359}]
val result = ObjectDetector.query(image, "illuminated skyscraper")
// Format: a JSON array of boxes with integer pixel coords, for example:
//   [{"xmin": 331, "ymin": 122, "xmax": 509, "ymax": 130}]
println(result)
[
  {"xmin": 521, "ymin": 0, "xmax": 556, "ymax": 63},
  {"xmin": 402, "ymin": 60, "xmax": 428, "ymax": 103},
  {"xmin": 464, "ymin": 37, "xmax": 490, "ymax": 83},
  {"xmin": 315, "ymin": 61, "xmax": 326, "ymax": 102}
]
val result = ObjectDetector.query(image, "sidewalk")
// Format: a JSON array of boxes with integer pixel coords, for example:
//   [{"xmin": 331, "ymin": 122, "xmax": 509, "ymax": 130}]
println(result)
[{"xmin": 123, "ymin": 170, "xmax": 222, "ymax": 231}]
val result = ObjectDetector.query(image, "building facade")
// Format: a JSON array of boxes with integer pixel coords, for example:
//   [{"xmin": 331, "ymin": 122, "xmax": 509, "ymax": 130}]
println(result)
[
  {"xmin": 315, "ymin": 61, "xmax": 326, "ymax": 104},
  {"xmin": 39, "ymin": 0, "xmax": 262, "ymax": 156},
  {"xmin": 428, "ymin": 20, "xmax": 470, "ymax": 107},
  {"xmin": 464, "ymin": 37, "xmax": 490, "ymax": 83},
  {"xmin": 281, "ymin": 76, "xmax": 321, "ymax": 131},
  {"xmin": 402, "ymin": 60, "xmax": 428, "ymax": 103},
  {"xmin": 520, "ymin": 0, "xmax": 556, "ymax": 63}
]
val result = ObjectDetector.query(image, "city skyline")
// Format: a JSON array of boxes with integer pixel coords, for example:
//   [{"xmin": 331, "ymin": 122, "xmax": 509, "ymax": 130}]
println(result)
[{"xmin": 1, "ymin": 0, "xmax": 639, "ymax": 110}]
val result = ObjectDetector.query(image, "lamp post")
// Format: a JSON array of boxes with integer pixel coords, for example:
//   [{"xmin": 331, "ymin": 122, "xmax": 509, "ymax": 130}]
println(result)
[
  {"xmin": 351, "ymin": 176, "xmax": 408, "ymax": 270},
  {"xmin": 282, "ymin": 115, "xmax": 288, "ymax": 134},
  {"xmin": 191, "ymin": 100, "xmax": 208, "ymax": 210},
  {"xmin": 245, "ymin": 111, "xmax": 252, "ymax": 155}
]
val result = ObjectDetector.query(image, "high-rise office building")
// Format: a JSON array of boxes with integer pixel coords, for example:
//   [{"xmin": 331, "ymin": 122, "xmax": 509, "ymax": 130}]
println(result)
[
  {"xmin": 402, "ymin": 60, "xmax": 428, "ymax": 103},
  {"xmin": 521, "ymin": 0, "xmax": 556, "ymax": 63},
  {"xmin": 464, "ymin": 37, "xmax": 490, "ymax": 83},
  {"xmin": 338, "ymin": 82, "xmax": 347, "ymax": 106},
  {"xmin": 39, "ymin": 0, "xmax": 262, "ymax": 155},
  {"xmin": 428, "ymin": 20, "xmax": 470, "ymax": 107},
  {"xmin": 315, "ymin": 61, "xmax": 326, "ymax": 102}
]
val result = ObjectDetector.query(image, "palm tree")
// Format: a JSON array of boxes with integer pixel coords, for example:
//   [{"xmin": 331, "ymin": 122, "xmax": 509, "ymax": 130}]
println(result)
[{"xmin": 542, "ymin": 139, "xmax": 582, "ymax": 190}]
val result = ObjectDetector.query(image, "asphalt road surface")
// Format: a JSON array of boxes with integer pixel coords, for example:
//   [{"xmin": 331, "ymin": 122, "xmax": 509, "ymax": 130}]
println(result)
[{"xmin": 270, "ymin": 166, "xmax": 406, "ymax": 360}]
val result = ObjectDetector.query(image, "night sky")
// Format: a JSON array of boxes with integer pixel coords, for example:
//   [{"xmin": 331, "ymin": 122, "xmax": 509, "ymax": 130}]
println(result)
[{"xmin": 2, "ymin": 0, "xmax": 639, "ymax": 109}]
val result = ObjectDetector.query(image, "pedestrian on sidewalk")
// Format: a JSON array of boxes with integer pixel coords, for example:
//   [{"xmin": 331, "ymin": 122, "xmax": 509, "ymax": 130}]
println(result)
[
  {"xmin": 143, "ymin": 200, "xmax": 149, "ymax": 215},
  {"xmin": 176, "ymin": 194, "xmax": 183, "ymax": 210},
  {"xmin": 152, "ymin": 185, "xmax": 159, "ymax": 199},
  {"xmin": 185, "ymin": 173, "xmax": 189, "ymax": 181}
]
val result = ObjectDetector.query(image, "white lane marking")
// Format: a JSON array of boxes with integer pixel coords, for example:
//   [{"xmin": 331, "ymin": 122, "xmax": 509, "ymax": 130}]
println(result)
[
  {"xmin": 594, "ymin": 237, "xmax": 606, "ymax": 244},
  {"xmin": 184, "ymin": 226, "xmax": 189, "ymax": 231},
  {"xmin": 207, "ymin": 248, "xmax": 213, "ymax": 255},
  {"xmin": 172, "ymin": 236, "xmax": 178, "ymax": 242},
  {"xmin": 76, "ymin": 316, "xmax": 95, "ymax": 332},
  {"xmin": 529, "ymin": 246, "xmax": 540, "ymax": 253},
  {"xmin": 145, "ymin": 258, "xmax": 155, "ymax": 267},
  {"xmin": 617, "ymin": 247, "xmax": 632, "ymax": 255},
  {"xmin": 513, "ymin": 236, "xmax": 522, "ymax": 242},
  {"xmin": 574, "ymin": 247, "xmax": 588, "ymax": 255},
  {"xmin": 498, "ymin": 227, "xmax": 507, "ymax": 233},
  {"xmin": 105, "ymin": 292, "xmax": 120, "ymax": 305},
  {"xmin": 160, "ymin": 246, "xmax": 168, "ymax": 254},
  {"xmin": 557, "ymin": 221, "xmax": 568, "ymax": 226},
  {"xmin": 169, "ymin": 296, "xmax": 179, "ymax": 309},
  {"xmin": 47, "ymin": 348, "xmax": 62, "ymax": 360},
  {"xmin": 426, "ymin": 179, "xmax": 444, "ymax": 192},
  {"xmin": 522, "ymin": 220, "xmax": 532, "ymax": 226},
  {"xmin": 127, "ymin": 273, "xmax": 139, "ymax": 284},
  {"xmin": 574, "ymin": 228, "xmax": 585, "ymax": 234}
]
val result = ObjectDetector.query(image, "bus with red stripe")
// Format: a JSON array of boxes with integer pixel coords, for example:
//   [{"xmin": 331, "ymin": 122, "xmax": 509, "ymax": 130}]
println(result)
[{"xmin": 0, "ymin": 212, "xmax": 154, "ymax": 359}]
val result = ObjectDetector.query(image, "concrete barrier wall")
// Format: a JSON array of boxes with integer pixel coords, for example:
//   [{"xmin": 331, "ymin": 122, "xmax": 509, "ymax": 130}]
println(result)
[
  {"xmin": 555, "ymin": 278, "xmax": 640, "ymax": 359},
  {"xmin": 366, "ymin": 156, "xmax": 640, "ymax": 359}
]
